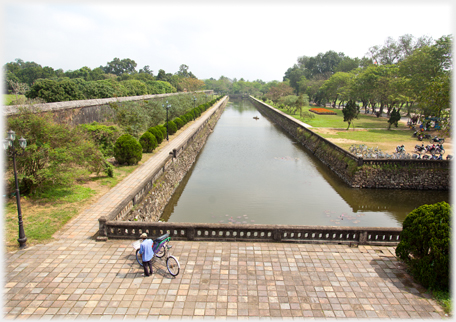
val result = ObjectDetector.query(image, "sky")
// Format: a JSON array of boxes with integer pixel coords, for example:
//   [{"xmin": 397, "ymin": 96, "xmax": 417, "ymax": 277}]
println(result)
[{"xmin": 2, "ymin": 1, "xmax": 454, "ymax": 83}]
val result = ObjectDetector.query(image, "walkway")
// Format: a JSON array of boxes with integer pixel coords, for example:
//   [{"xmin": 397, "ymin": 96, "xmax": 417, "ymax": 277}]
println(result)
[{"xmin": 4, "ymin": 98, "xmax": 447, "ymax": 319}]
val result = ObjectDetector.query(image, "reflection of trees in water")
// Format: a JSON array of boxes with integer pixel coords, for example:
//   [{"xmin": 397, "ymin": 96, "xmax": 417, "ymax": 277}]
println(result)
[
  {"xmin": 228, "ymin": 98, "xmax": 255, "ymax": 114},
  {"xmin": 342, "ymin": 188, "xmax": 449, "ymax": 212}
]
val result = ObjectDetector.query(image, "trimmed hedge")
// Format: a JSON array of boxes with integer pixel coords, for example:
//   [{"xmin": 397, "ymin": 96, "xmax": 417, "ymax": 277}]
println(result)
[
  {"xmin": 114, "ymin": 134, "xmax": 143, "ymax": 165},
  {"xmin": 395, "ymin": 202, "xmax": 451, "ymax": 290},
  {"xmin": 148, "ymin": 126, "xmax": 164, "ymax": 144},
  {"xmin": 173, "ymin": 117, "xmax": 184, "ymax": 129},
  {"xmin": 139, "ymin": 131, "xmax": 157, "ymax": 153}
]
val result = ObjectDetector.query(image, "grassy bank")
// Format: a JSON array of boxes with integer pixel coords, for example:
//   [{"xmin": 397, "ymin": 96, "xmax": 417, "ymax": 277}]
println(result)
[
  {"xmin": 279, "ymin": 105, "xmax": 408, "ymax": 129},
  {"xmin": 4, "ymin": 94, "xmax": 25, "ymax": 105},
  {"xmin": 4, "ymin": 154, "xmax": 153, "ymax": 251}
]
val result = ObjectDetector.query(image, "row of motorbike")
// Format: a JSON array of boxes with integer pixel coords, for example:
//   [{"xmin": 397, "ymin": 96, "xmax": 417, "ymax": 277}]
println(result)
[
  {"xmin": 396, "ymin": 144, "xmax": 451, "ymax": 160},
  {"xmin": 412, "ymin": 131, "xmax": 445, "ymax": 144}
]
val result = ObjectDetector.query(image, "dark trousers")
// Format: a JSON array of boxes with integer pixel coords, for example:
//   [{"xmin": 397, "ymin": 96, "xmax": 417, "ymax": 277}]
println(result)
[{"xmin": 143, "ymin": 260, "xmax": 153, "ymax": 276}]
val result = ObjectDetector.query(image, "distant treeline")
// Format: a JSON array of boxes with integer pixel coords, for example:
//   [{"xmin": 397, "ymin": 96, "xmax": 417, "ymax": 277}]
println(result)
[
  {"xmin": 204, "ymin": 34, "xmax": 452, "ymax": 125},
  {"xmin": 4, "ymin": 58, "xmax": 205, "ymax": 103}
]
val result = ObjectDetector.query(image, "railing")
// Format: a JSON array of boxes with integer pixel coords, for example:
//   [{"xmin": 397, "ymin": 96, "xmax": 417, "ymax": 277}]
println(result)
[{"xmin": 98, "ymin": 221, "xmax": 402, "ymax": 246}]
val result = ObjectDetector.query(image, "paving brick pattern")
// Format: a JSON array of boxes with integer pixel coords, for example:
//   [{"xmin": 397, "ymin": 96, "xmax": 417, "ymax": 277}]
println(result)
[{"xmin": 3, "ymin": 98, "xmax": 446, "ymax": 319}]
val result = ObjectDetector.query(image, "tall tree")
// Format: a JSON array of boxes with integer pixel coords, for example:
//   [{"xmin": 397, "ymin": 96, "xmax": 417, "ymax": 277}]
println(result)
[{"xmin": 342, "ymin": 100, "xmax": 360, "ymax": 130}]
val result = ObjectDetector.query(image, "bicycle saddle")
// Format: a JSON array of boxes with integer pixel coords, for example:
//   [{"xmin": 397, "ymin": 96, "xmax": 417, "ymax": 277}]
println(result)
[{"xmin": 154, "ymin": 233, "xmax": 169, "ymax": 244}]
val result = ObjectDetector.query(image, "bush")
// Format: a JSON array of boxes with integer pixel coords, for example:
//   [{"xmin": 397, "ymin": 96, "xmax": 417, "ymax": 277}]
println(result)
[
  {"xmin": 147, "ymin": 127, "xmax": 164, "ymax": 144},
  {"xmin": 78, "ymin": 122, "xmax": 123, "ymax": 157},
  {"xmin": 395, "ymin": 202, "xmax": 451, "ymax": 290},
  {"xmin": 139, "ymin": 131, "xmax": 157, "ymax": 153},
  {"xmin": 26, "ymin": 79, "xmax": 85, "ymax": 102},
  {"xmin": 114, "ymin": 134, "xmax": 143, "ymax": 165},
  {"xmin": 7, "ymin": 107, "xmax": 105, "ymax": 194},
  {"xmin": 157, "ymin": 125, "xmax": 167, "ymax": 137},
  {"xmin": 165, "ymin": 121, "xmax": 177, "ymax": 135},
  {"xmin": 173, "ymin": 117, "xmax": 184, "ymax": 129}
]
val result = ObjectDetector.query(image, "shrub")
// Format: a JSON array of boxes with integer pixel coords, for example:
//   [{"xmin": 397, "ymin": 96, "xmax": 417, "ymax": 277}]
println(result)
[
  {"xmin": 147, "ymin": 127, "xmax": 163, "ymax": 144},
  {"xmin": 7, "ymin": 107, "xmax": 105, "ymax": 194},
  {"xmin": 139, "ymin": 131, "xmax": 157, "ymax": 153},
  {"xmin": 114, "ymin": 134, "xmax": 143, "ymax": 165},
  {"xmin": 158, "ymin": 125, "xmax": 167, "ymax": 137},
  {"xmin": 180, "ymin": 115, "xmax": 188, "ymax": 124},
  {"xmin": 165, "ymin": 121, "xmax": 177, "ymax": 135},
  {"xmin": 395, "ymin": 202, "xmax": 451, "ymax": 290},
  {"xmin": 78, "ymin": 122, "xmax": 123, "ymax": 157},
  {"xmin": 173, "ymin": 117, "xmax": 184, "ymax": 129},
  {"xmin": 26, "ymin": 79, "xmax": 85, "ymax": 102}
]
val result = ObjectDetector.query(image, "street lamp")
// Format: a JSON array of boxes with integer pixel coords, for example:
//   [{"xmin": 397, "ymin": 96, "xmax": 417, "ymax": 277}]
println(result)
[
  {"xmin": 3, "ymin": 130, "xmax": 27, "ymax": 248},
  {"xmin": 163, "ymin": 101, "xmax": 171, "ymax": 141},
  {"xmin": 193, "ymin": 96, "xmax": 197, "ymax": 121}
]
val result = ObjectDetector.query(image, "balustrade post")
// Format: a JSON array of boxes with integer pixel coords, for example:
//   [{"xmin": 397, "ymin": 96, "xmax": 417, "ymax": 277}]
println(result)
[
  {"xmin": 97, "ymin": 216, "xmax": 108, "ymax": 241},
  {"xmin": 359, "ymin": 231, "xmax": 368, "ymax": 245},
  {"xmin": 187, "ymin": 227, "xmax": 195, "ymax": 241},
  {"xmin": 273, "ymin": 229, "xmax": 282, "ymax": 242}
]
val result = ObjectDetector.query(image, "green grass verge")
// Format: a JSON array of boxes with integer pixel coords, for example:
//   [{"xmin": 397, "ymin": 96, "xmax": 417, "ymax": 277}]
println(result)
[
  {"xmin": 4, "ymin": 153, "xmax": 155, "ymax": 249},
  {"xmin": 432, "ymin": 290, "xmax": 451, "ymax": 314},
  {"xmin": 4, "ymin": 94, "xmax": 25, "ymax": 105},
  {"xmin": 279, "ymin": 105, "xmax": 408, "ymax": 129}
]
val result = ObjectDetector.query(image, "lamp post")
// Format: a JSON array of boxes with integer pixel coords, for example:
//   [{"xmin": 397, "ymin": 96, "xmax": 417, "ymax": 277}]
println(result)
[
  {"xmin": 193, "ymin": 96, "xmax": 197, "ymax": 121},
  {"xmin": 3, "ymin": 130, "xmax": 27, "ymax": 248},
  {"xmin": 163, "ymin": 101, "xmax": 171, "ymax": 141}
]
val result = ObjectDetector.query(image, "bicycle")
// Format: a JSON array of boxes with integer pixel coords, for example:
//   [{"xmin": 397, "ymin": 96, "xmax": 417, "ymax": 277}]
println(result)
[{"xmin": 133, "ymin": 233, "xmax": 180, "ymax": 276}]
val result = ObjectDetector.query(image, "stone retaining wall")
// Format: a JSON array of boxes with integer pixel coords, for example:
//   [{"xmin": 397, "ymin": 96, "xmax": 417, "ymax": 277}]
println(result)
[
  {"xmin": 124, "ymin": 103, "xmax": 225, "ymax": 222},
  {"xmin": 4, "ymin": 90, "xmax": 213, "ymax": 125},
  {"xmin": 97, "ymin": 97, "xmax": 228, "ymax": 241},
  {"xmin": 250, "ymin": 97, "xmax": 450, "ymax": 190}
]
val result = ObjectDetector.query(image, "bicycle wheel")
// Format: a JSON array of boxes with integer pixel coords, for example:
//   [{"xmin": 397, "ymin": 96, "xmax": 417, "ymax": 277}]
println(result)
[
  {"xmin": 135, "ymin": 249, "xmax": 144, "ymax": 267},
  {"xmin": 166, "ymin": 255, "xmax": 180, "ymax": 276},
  {"xmin": 155, "ymin": 243, "xmax": 166, "ymax": 258}
]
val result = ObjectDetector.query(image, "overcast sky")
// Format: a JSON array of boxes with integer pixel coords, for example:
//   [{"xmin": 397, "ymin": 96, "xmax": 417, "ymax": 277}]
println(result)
[{"xmin": 2, "ymin": 1, "xmax": 454, "ymax": 83}]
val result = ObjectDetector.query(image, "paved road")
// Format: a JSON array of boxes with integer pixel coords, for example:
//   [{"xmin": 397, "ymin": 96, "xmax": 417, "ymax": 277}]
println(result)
[{"xmin": 4, "ymin": 98, "xmax": 447, "ymax": 319}]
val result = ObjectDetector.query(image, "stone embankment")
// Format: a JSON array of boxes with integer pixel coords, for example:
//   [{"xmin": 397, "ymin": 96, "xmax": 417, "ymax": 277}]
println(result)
[
  {"xmin": 126, "ymin": 108, "xmax": 223, "ymax": 222},
  {"xmin": 250, "ymin": 97, "xmax": 450, "ymax": 190}
]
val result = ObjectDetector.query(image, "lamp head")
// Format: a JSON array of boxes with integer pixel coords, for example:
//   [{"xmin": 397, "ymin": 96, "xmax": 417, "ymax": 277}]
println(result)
[{"xmin": 7, "ymin": 130, "xmax": 15, "ymax": 141}]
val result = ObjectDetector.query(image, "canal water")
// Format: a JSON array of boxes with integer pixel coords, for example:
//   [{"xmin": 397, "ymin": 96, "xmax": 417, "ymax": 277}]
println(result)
[{"xmin": 161, "ymin": 99, "xmax": 449, "ymax": 228}]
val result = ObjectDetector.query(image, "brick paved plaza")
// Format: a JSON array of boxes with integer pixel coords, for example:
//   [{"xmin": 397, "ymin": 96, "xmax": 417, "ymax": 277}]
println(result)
[{"xmin": 3, "ymin": 99, "xmax": 447, "ymax": 319}]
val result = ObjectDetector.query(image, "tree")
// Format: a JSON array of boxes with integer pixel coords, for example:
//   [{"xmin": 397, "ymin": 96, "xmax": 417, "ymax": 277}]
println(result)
[
  {"xmin": 102, "ymin": 58, "xmax": 137, "ymax": 76},
  {"xmin": 265, "ymin": 82, "xmax": 294, "ymax": 102},
  {"xmin": 7, "ymin": 107, "xmax": 105, "ymax": 194},
  {"xmin": 139, "ymin": 65, "xmax": 153, "ymax": 75},
  {"xmin": 283, "ymin": 64, "xmax": 305, "ymax": 95},
  {"xmin": 342, "ymin": 100, "xmax": 359, "ymax": 130},
  {"xmin": 388, "ymin": 108, "xmax": 401, "ymax": 129},
  {"xmin": 319, "ymin": 72, "xmax": 351, "ymax": 108}
]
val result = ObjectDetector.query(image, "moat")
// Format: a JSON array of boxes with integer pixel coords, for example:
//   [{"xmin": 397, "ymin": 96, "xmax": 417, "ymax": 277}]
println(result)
[{"xmin": 161, "ymin": 99, "xmax": 449, "ymax": 228}]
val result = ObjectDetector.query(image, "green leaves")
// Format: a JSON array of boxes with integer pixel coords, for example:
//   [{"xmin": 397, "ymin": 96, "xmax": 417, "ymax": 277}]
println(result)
[{"xmin": 396, "ymin": 201, "xmax": 451, "ymax": 291}]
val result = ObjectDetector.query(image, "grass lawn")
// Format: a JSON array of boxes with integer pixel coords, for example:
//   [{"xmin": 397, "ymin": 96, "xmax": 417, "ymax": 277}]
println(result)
[
  {"xmin": 4, "ymin": 94, "xmax": 25, "ymax": 105},
  {"xmin": 279, "ymin": 105, "xmax": 408, "ymax": 129},
  {"xmin": 4, "ymin": 156, "xmax": 154, "ymax": 251}
]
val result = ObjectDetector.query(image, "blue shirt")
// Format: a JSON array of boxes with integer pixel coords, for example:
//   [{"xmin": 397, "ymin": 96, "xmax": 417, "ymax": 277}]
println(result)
[{"xmin": 139, "ymin": 239, "xmax": 154, "ymax": 262}]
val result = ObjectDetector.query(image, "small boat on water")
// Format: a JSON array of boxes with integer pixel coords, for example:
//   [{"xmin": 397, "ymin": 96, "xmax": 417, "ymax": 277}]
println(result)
[{"xmin": 253, "ymin": 116, "xmax": 259, "ymax": 120}]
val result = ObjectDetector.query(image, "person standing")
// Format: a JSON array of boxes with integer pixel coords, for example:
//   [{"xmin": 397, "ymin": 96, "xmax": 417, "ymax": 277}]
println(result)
[{"xmin": 139, "ymin": 233, "xmax": 154, "ymax": 276}]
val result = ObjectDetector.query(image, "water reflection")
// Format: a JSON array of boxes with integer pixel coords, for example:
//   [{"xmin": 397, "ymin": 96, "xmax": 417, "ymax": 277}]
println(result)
[{"xmin": 161, "ymin": 99, "xmax": 449, "ymax": 227}]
